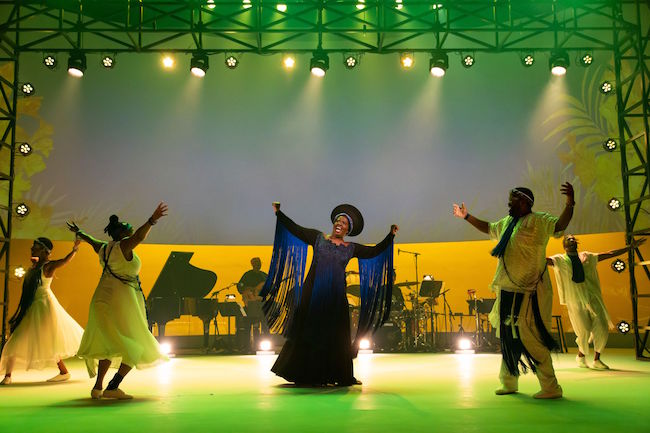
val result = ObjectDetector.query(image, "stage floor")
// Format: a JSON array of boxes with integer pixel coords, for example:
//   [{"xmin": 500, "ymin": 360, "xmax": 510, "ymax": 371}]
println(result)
[{"xmin": 0, "ymin": 349, "xmax": 647, "ymax": 433}]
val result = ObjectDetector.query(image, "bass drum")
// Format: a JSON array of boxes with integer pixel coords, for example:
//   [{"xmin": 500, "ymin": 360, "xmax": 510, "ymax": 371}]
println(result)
[{"xmin": 372, "ymin": 321, "xmax": 402, "ymax": 352}]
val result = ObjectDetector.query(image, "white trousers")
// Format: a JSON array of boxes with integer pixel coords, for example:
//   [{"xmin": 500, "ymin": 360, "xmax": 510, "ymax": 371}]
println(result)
[
  {"xmin": 566, "ymin": 298, "xmax": 609, "ymax": 355},
  {"xmin": 499, "ymin": 292, "xmax": 560, "ymax": 393}
]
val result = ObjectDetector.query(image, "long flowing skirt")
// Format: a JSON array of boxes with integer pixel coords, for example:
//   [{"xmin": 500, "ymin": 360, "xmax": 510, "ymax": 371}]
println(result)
[
  {"xmin": 0, "ymin": 288, "xmax": 84, "ymax": 372},
  {"xmin": 77, "ymin": 276, "xmax": 167, "ymax": 377}
]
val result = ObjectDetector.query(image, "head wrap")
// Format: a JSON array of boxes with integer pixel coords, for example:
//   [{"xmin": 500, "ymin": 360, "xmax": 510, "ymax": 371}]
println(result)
[{"xmin": 330, "ymin": 204, "xmax": 364, "ymax": 237}]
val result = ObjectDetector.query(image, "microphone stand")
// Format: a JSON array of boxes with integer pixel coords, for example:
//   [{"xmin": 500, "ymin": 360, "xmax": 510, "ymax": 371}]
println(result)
[{"xmin": 398, "ymin": 249, "xmax": 421, "ymax": 347}]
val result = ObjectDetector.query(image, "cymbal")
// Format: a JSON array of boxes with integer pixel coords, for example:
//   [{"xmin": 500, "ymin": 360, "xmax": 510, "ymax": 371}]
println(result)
[{"xmin": 395, "ymin": 281, "xmax": 419, "ymax": 287}]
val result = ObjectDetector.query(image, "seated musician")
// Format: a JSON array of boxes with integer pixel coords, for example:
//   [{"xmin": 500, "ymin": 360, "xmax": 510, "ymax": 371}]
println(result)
[{"xmin": 235, "ymin": 257, "xmax": 268, "ymax": 352}]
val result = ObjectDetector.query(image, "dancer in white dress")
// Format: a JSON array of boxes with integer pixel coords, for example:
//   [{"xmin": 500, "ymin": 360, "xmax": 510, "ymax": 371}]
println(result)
[
  {"xmin": 67, "ymin": 202, "xmax": 168, "ymax": 400},
  {"xmin": 1, "ymin": 237, "xmax": 84, "ymax": 385}
]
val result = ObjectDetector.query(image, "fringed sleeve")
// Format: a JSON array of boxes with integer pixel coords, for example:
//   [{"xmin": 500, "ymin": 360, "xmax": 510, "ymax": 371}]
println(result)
[
  {"xmin": 353, "ymin": 233, "xmax": 395, "ymax": 345},
  {"xmin": 260, "ymin": 212, "xmax": 310, "ymax": 336}
]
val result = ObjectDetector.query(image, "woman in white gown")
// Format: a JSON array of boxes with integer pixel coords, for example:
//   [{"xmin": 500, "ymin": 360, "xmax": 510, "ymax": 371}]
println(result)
[
  {"xmin": 0, "ymin": 237, "xmax": 84, "ymax": 385},
  {"xmin": 67, "ymin": 202, "xmax": 168, "ymax": 400}
]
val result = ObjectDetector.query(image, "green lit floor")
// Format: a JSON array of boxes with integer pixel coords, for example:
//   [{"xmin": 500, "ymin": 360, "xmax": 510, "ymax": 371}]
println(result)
[{"xmin": 0, "ymin": 350, "xmax": 647, "ymax": 433}]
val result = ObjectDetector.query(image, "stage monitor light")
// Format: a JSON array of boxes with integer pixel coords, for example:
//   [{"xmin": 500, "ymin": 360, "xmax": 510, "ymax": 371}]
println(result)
[
  {"xmin": 462, "ymin": 54, "xmax": 475, "ymax": 68},
  {"xmin": 603, "ymin": 138, "xmax": 617, "ymax": 152},
  {"xmin": 344, "ymin": 54, "xmax": 358, "ymax": 69},
  {"xmin": 101, "ymin": 55, "xmax": 115, "ymax": 69},
  {"xmin": 310, "ymin": 51, "xmax": 329, "ymax": 77},
  {"xmin": 15, "ymin": 203, "xmax": 30, "ymax": 217},
  {"xmin": 18, "ymin": 142, "xmax": 32, "ymax": 156},
  {"xmin": 67, "ymin": 51, "xmax": 87, "ymax": 77},
  {"xmin": 160, "ymin": 342, "xmax": 173, "ymax": 355},
  {"xmin": 359, "ymin": 338, "xmax": 371, "ymax": 350},
  {"xmin": 356, "ymin": 0, "xmax": 365, "ymax": 10},
  {"xmin": 617, "ymin": 320, "xmax": 630, "ymax": 334},
  {"xmin": 550, "ymin": 49, "xmax": 570, "ymax": 76},
  {"xmin": 457, "ymin": 338, "xmax": 472, "ymax": 351},
  {"xmin": 21, "ymin": 83, "xmax": 34, "ymax": 96},
  {"xmin": 423, "ymin": 275, "xmax": 433, "ymax": 281},
  {"xmin": 429, "ymin": 51, "xmax": 448, "ymax": 77},
  {"xmin": 207, "ymin": 0, "xmax": 216, "ymax": 9},
  {"xmin": 277, "ymin": 3, "xmax": 287, "ymax": 12},
  {"xmin": 522, "ymin": 54, "xmax": 535, "ymax": 67},
  {"xmin": 608, "ymin": 197, "xmax": 621, "ymax": 211},
  {"xmin": 226, "ymin": 293, "xmax": 237, "ymax": 301},
  {"xmin": 43, "ymin": 54, "xmax": 57, "ymax": 69},
  {"xmin": 395, "ymin": 0, "xmax": 403, "ymax": 9},
  {"xmin": 581, "ymin": 53, "xmax": 593, "ymax": 66},
  {"xmin": 259, "ymin": 340, "xmax": 272, "ymax": 351},
  {"xmin": 400, "ymin": 52, "xmax": 414, "ymax": 69},
  {"xmin": 190, "ymin": 52, "xmax": 209, "ymax": 77},
  {"xmin": 225, "ymin": 55, "xmax": 239, "ymax": 69},
  {"xmin": 601, "ymin": 81, "xmax": 613, "ymax": 94},
  {"xmin": 162, "ymin": 55, "xmax": 175, "ymax": 69},
  {"xmin": 283, "ymin": 54, "xmax": 296, "ymax": 69},
  {"xmin": 14, "ymin": 266, "xmax": 26, "ymax": 278},
  {"xmin": 243, "ymin": 0, "xmax": 252, "ymax": 8},
  {"xmin": 612, "ymin": 259, "xmax": 626, "ymax": 273}
]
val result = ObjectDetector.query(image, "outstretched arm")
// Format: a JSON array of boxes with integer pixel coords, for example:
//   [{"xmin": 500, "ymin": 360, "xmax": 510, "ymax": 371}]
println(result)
[
  {"xmin": 120, "ymin": 202, "xmax": 168, "ymax": 255},
  {"xmin": 67, "ymin": 221, "xmax": 106, "ymax": 253},
  {"xmin": 453, "ymin": 202, "xmax": 489, "ymax": 234},
  {"xmin": 354, "ymin": 225, "xmax": 398, "ymax": 259},
  {"xmin": 598, "ymin": 238, "xmax": 646, "ymax": 262},
  {"xmin": 43, "ymin": 238, "xmax": 81, "ymax": 278},
  {"xmin": 272, "ymin": 202, "xmax": 319, "ymax": 246},
  {"xmin": 555, "ymin": 182, "xmax": 575, "ymax": 232}
]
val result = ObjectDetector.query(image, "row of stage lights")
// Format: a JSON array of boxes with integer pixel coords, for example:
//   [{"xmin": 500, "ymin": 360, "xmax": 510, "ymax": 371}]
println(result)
[
  {"xmin": 24, "ymin": 49, "xmax": 613, "ymax": 85},
  {"xmin": 203, "ymin": 0, "xmax": 441, "ymax": 12}
]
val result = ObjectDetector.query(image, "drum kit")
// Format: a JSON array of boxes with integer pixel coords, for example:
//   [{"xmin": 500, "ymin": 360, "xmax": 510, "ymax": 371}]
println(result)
[{"xmin": 346, "ymin": 274, "xmax": 497, "ymax": 352}]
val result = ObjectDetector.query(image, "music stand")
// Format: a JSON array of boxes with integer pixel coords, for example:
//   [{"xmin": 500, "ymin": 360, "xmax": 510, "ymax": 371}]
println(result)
[
  {"xmin": 467, "ymin": 298, "xmax": 496, "ymax": 315},
  {"xmin": 419, "ymin": 280, "xmax": 443, "ymax": 298},
  {"xmin": 245, "ymin": 301, "xmax": 264, "ymax": 322}
]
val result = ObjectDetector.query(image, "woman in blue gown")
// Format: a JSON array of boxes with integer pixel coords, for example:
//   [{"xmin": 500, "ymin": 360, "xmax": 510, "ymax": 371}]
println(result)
[{"xmin": 262, "ymin": 202, "xmax": 398, "ymax": 386}]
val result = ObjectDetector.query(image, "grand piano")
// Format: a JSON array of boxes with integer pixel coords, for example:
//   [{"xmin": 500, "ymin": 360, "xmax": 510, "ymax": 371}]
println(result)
[{"xmin": 147, "ymin": 252, "xmax": 218, "ymax": 347}]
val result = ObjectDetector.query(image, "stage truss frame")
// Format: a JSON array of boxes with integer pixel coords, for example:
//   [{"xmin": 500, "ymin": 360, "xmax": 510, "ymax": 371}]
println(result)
[{"xmin": 0, "ymin": 0, "xmax": 649, "ymax": 358}]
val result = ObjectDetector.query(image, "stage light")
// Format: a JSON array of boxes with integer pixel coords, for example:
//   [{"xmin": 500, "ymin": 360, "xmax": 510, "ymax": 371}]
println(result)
[
  {"xmin": 277, "ymin": 3, "xmax": 287, "ymax": 12},
  {"xmin": 243, "ymin": 0, "xmax": 252, "ymax": 8},
  {"xmin": 457, "ymin": 338, "xmax": 472, "ymax": 351},
  {"xmin": 67, "ymin": 51, "xmax": 86, "ymax": 77},
  {"xmin": 18, "ymin": 142, "xmax": 32, "ymax": 156},
  {"xmin": 359, "ymin": 338, "xmax": 371, "ymax": 350},
  {"xmin": 601, "ymin": 81, "xmax": 613, "ymax": 94},
  {"xmin": 101, "ymin": 55, "xmax": 115, "ymax": 69},
  {"xmin": 580, "ymin": 53, "xmax": 593, "ymax": 66},
  {"xmin": 344, "ymin": 54, "xmax": 358, "ymax": 69},
  {"xmin": 207, "ymin": 0, "xmax": 215, "ymax": 9},
  {"xmin": 310, "ymin": 51, "xmax": 329, "ymax": 77},
  {"xmin": 226, "ymin": 293, "xmax": 237, "ymax": 301},
  {"xmin": 429, "ymin": 51, "xmax": 448, "ymax": 77},
  {"xmin": 283, "ymin": 54, "xmax": 296, "ymax": 69},
  {"xmin": 608, "ymin": 197, "xmax": 621, "ymax": 211},
  {"xmin": 617, "ymin": 320, "xmax": 630, "ymax": 334},
  {"xmin": 423, "ymin": 275, "xmax": 433, "ymax": 281},
  {"xmin": 14, "ymin": 266, "xmax": 26, "ymax": 278},
  {"xmin": 160, "ymin": 342, "xmax": 173, "ymax": 355},
  {"xmin": 43, "ymin": 54, "xmax": 57, "ymax": 69},
  {"xmin": 432, "ymin": 3, "xmax": 443, "ymax": 9},
  {"xmin": 356, "ymin": 0, "xmax": 365, "ymax": 10},
  {"xmin": 21, "ymin": 83, "xmax": 34, "ymax": 96},
  {"xmin": 400, "ymin": 52, "xmax": 414, "ymax": 69},
  {"xmin": 259, "ymin": 340, "xmax": 272, "ymax": 351},
  {"xmin": 462, "ymin": 54, "xmax": 475, "ymax": 68},
  {"xmin": 225, "ymin": 55, "xmax": 239, "ymax": 69},
  {"xmin": 15, "ymin": 203, "xmax": 29, "ymax": 217},
  {"xmin": 190, "ymin": 52, "xmax": 209, "ymax": 77},
  {"xmin": 162, "ymin": 55, "xmax": 175, "ymax": 69},
  {"xmin": 522, "ymin": 54, "xmax": 535, "ymax": 67},
  {"xmin": 395, "ymin": 0, "xmax": 403, "ymax": 10},
  {"xmin": 612, "ymin": 259, "xmax": 626, "ymax": 273},
  {"xmin": 550, "ymin": 50, "xmax": 569, "ymax": 76},
  {"xmin": 603, "ymin": 138, "xmax": 617, "ymax": 152}
]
